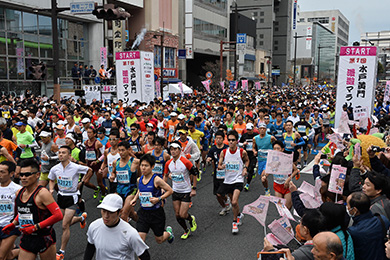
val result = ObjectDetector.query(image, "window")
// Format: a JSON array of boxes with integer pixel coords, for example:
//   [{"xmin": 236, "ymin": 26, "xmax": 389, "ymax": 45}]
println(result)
[
  {"xmin": 274, "ymin": 40, "xmax": 278, "ymax": 45},
  {"xmin": 260, "ymin": 41, "xmax": 264, "ymax": 45},
  {"xmin": 299, "ymin": 18, "xmax": 305, "ymax": 22},
  {"xmin": 260, "ymin": 34, "xmax": 264, "ymax": 39},
  {"xmin": 165, "ymin": 47, "xmax": 175, "ymax": 68},
  {"xmin": 275, "ymin": 27, "xmax": 279, "ymax": 32},
  {"xmin": 308, "ymin": 17, "xmax": 329, "ymax": 24},
  {"xmin": 274, "ymin": 46, "xmax": 278, "ymax": 51},
  {"xmin": 154, "ymin": 46, "xmax": 161, "ymax": 67},
  {"xmin": 244, "ymin": 60, "xmax": 254, "ymax": 71},
  {"xmin": 260, "ymin": 11, "xmax": 264, "ymax": 16},
  {"xmin": 260, "ymin": 63, "xmax": 265, "ymax": 73},
  {"xmin": 194, "ymin": 18, "xmax": 227, "ymax": 38},
  {"xmin": 196, "ymin": 0, "xmax": 227, "ymax": 10},
  {"xmin": 260, "ymin": 18, "xmax": 264, "ymax": 23},
  {"xmin": 252, "ymin": 12, "xmax": 258, "ymax": 16}
]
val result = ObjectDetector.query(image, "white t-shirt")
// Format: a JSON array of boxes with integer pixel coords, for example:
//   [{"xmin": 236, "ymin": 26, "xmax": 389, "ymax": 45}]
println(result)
[
  {"xmin": 0, "ymin": 181, "xmax": 21, "ymax": 227},
  {"xmin": 48, "ymin": 162, "xmax": 89, "ymax": 196},
  {"xmin": 87, "ymin": 218, "xmax": 149, "ymax": 260}
]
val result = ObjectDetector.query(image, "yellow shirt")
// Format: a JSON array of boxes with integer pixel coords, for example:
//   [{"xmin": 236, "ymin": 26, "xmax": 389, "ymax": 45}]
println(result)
[
  {"xmin": 188, "ymin": 129, "xmax": 204, "ymax": 149},
  {"xmin": 12, "ymin": 125, "xmax": 34, "ymax": 138}
]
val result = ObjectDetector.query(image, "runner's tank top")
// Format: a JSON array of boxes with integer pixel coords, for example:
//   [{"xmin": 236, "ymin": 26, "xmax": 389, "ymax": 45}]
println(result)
[
  {"xmin": 223, "ymin": 147, "xmax": 244, "ymax": 184},
  {"xmin": 138, "ymin": 174, "xmax": 162, "ymax": 210},
  {"xmin": 115, "ymin": 158, "xmax": 137, "ymax": 196},
  {"xmin": 152, "ymin": 150, "xmax": 165, "ymax": 178},
  {"xmin": 15, "ymin": 185, "xmax": 53, "ymax": 236}
]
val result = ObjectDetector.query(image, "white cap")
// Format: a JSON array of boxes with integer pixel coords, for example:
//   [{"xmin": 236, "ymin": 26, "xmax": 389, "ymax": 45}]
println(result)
[
  {"xmin": 178, "ymin": 114, "xmax": 185, "ymax": 120},
  {"xmin": 246, "ymin": 123, "xmax": 254, "ymax": 130},
  {"xmin": 65, "ymin": 133, "xmax": 76, "ymax": 143},
  {"xmin": 21, "ymin": 111, "xmax": 28, "ymax": 116},
  {"xmin": 97, "ymin": 194, "xmax": 123, "ymax": 212},
  {"xmin": 170, "ymin": 112, "xmax": 178, "ymax": 117},
  {"xmin": 50, "ymin": 101, "xmax": 55, "ymax": 104},
  {"xmin": 39, "ymin": 131, "xmax": 51, "ymax": 137},
  {"xmin": 81, "ymin": 118, "xmax": 90, "ymax": 124},
  {"xmin": 44, "ymin": 102, "xmax": 50, "ymax": 106}
]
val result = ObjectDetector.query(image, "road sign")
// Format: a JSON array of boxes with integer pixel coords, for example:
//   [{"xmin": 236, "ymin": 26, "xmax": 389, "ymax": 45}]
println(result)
[
  {"xmin": 206, "ymin": 71, "xmax": 213, "ymax": 79},
  {"xmin": 178, "ymin": 49, "xmax": 186, "ymax": 59},
  {"xmin": 236, "ymin": 33, "xmax": 247, "ymax": 44},
  {"xmin": 70, "ymin": 2, "xmax": 95, "ymax": 14}
]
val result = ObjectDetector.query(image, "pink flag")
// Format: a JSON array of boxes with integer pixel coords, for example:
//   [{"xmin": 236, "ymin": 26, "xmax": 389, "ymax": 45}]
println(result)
[
  {"xmin": 235, "ymin": 81, "xmax": 238, "ymax": 90},
  {"xmin": 298, "ymin": 181, "xmax": 315, "ymax": 198},
  {"xmin": 269, "ymin": 196, "xmax": 295, "ymax": 221},
  {"xmin": 328, "ymin": 165, "xmax": 346, "ymax": 195},
  {"xmin": 201, "ymin": 80, "xmax": 210, "ymax": 93},
  {"xmin": 243, "ymin": 195, "xmax": 270, "ymax": 226},
  {"xmin": 155, "ymin": 81, "xmax": 160, "ymax": 96},
  {"xmin": 220, "ymin": 81, "xmax": 225, "ymax": 92},
  {"xmin": 299, "ymin": 193, "xmax": 322, "ymax": 209},
  {"xmin": 241, "ymin": 79, "xmax": 248, "ymax": 91},
  {"xmin": 266, "ymin": 233, "xmax": 284, "ymax": 246},
  {"xmin": 255, "ymin": 81, "xmax": 261, "ymax": 90},
  {"xmin": 268, "ymin": 218, "xmax": 294, "ymax": 245},
  {"xmin": 178, "ymin": 82, "xmax": 184, "ymax": 97}
]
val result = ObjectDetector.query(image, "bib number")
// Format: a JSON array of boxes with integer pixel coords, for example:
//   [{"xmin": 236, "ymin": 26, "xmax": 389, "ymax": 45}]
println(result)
[
  {"xmin": 19, "ymin": 213, "xmax": 34, "ymax": 226},
  {"xmin": 0, "ymin": 200, "xmax": 13, "ymax": 215},
  {"xmin": 139, "ymin": 192, "xmax": 153, "ymax": 207},
  {"xmin": 216, "ymin": 169, "xmax": 225, "ymax": 179},
  {"xmin": 117, "ymin": 170, "xmax": 130, "ymax": 184},
  {"xmin": 86, "ymin": 150, "xmax": 96, "ymax": 160},
  {"xmin": 171, "ymin": 173, "xmax": 184, "ymax": 183},
  {"xmin": 131, "ymin": 145, "xmax": 139, "ymax": 152},
  {"xmin": 152, "ymin": 163, "xmax": 163, "ymax": 175},
  {"xmin": 57, "ymin": 176, "xmax": 73, "ymax": 191},
  {"xmin": 246, "ymin": 141, "xmax": 253, "ymax": 151},
  {"xmin": 226, "ymin": 161, "xmax": 240, "ymax": 174}
]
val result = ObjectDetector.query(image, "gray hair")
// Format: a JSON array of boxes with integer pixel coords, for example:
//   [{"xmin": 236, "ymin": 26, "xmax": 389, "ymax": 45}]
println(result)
[{"xmin": 0, "ymin": 118, "xmax": 6, "ymax": 126}]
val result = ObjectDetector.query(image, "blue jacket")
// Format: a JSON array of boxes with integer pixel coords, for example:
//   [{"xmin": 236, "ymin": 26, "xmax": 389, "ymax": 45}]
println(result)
[{"xmin": 347, "ymin": 211, "xmax": 389, "ymax": 260}]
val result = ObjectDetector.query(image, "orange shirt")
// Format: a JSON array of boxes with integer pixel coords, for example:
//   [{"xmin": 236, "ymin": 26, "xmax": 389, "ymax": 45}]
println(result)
[
  {"xmin": 167, "ymin": 120, "xmax": 179, "ymax": 142},
  {"xmin": 233, "ymin": 123, "xmax": 246, "ymax": 136},
  {"xmin": 0, "ymin": 138, "xmax": 17, "ymax": 156}
]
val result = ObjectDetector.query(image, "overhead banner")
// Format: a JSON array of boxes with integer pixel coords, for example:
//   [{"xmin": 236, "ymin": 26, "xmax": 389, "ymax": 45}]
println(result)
[
  {"xmin": 116, "ymin": 51, "xmax": 155, "ymax": 104},
  {"xmin": 335, "ymin": 46, "xmax": 377, "ymax": 128}
]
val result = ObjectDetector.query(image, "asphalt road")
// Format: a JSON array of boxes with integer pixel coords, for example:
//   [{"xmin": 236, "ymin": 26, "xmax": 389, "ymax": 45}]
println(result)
[{"xmin": 47, "ymin": 159, "xmax": 315, "ymax": 260}]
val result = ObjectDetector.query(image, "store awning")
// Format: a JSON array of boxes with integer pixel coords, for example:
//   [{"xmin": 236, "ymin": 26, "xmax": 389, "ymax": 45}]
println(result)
[{"xmin": 163, "ymin": 78, "xmax": 182, "ymax": 84}]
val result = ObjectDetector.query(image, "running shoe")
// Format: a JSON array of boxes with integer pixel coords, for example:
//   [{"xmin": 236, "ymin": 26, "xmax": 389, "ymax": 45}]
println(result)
[
  {"xmin": 265, "ymin": 188, "xmax": 271, "ymax": 196},
  {"xmin": 219, "ymin": 207, "xmax": 228, "ymax": 216},
  {"xmin": 190, "ymin": 215, "xmax": 197, "ymax": 232},
  {"xmin": 99, "ymin": 195, "xmax": 105, "ymax": 204},
  {"xmin": 93, "ymin": 186, "xmax": 100, "ymax": 199},
  {"xmin": 80, "ymin": 212, "xmax": 87, "ymax": 229},
  {"xmin": 303, "ymin": 161, "xmax": 307, "ymax": 167},
  {"xmin": 232, "ymin": 222, "xmax": 239, "ymax": 234},
  {"xmin": 244, "ymin": 183, "xmax": 249, "ymax": 191},
  {"xmin": 225, "ymin": 197, "xmax": 232, "ymax": 210},
  {"xmin": 197, "ymin": 171, "xmax": 202, "ymax": 182},
  {"xmin": 56, "ymin": 251, "xmax": 65, "ymax": 260},
  {"xmin": 181, "ymin": 229, "xmax": 190, "ymax": 240},
  {"xmin": 166, "ymin": 226, "xmax": 174, "ymax": 243},
  {"xmin": 295, "ymin": 172, "xmax": 301, "ymax": 180},
  {"xmin": 297, "ymin": 164, "xmax": 302, "ymax": 169},
  {"xmin": 189, "ymin": 202, "xmax": 193, "ymax": 208},
  {"xmin": 237, "ymin": 213, "xmax": 244, "ymax": 226}
]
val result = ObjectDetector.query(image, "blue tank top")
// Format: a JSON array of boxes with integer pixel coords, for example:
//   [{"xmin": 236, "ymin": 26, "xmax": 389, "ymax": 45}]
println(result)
[
  {"xmin": 254, "ymin": 134, "xmax": 272, "ymax": 161},
  {"xmin": 195, "ymin": 121, "xmax": 206, "ymax": 133},
  {"xmin": 151, "ymin": 150, "xmax": 165, "ymax": 178},
  {"xmin": 129, "ymin": 136, "xmax": 141, "ymax": 153},
  {"xmin": 138, "ymin": 174, "xmax": 162, "ymax": 210},
  {"xmin": 274, "ymin": 122, "xmax": 284, "ymax": 141},
  {"xmin": 283, "ymin": 133, "xmax": 295, "ymax": 152},
  {"xmin": 115, "ymin": 157, "xmax": 137, "ymax": 196}
]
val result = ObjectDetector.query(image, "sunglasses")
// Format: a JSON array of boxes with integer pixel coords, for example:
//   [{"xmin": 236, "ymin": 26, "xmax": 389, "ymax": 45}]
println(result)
[
  {"xmin": 228, "ymin": 139, "xmax": 236, "ymax": 142},
  {"xmin": 130, "ymin": 128, "xmax": 137, "ymax": 131},
  {"xmin": 109, "ymin": 138, "xmax": 119, "ymax": 141},
  {"xmin": 20, "ymin": 171, "xmax": 38, "ymax": 177}
]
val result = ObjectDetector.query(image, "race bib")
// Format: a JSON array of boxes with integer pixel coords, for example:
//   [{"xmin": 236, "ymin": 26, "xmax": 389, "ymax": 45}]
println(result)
[
  {"xmin": 152, "ymin": 163, "xmax": 163, "ymax": 175},
  {"xmin": 285, "ymin": 140, "xmax": 293, "ymax": 150},
  {"xmin": 246, "ymin": 141, "xmax": 253, "ymax": 151},
  {"xmin": 19, "ymin": 213, "xmax": 34, "ymax": 226},
  {"xmin": 57, "ymin": 176, "xmax": 73, "ymax": 191},
  {"xmin": 117, "ymin": 170, "xmax": 130, "ymax": 184},
  {"xmin": 41, "ymin": 158, "xmax": 49, "ymax": 166},
  {"xmin": 105, "ymin": 128, "xmax": 111, "ymax": 136},
  {"xmin": 131, "ymin": 145, "xmax": 139, "ymax": 152},
  {"xmin": 108, "ymin": 165, "xmax": 113, "ymax": 174},
  {"xmin": 276, "ymin": 130, "xmax": 283, "ymax": 137},
  {"xmin": 297, "ymin": 125, "xmax": 306, "ymax": 133},
  {"xmin": 216, "ymin": 169, "xmax": 225, "ymax": 179},
  {"xmin": 226, "ymin": 161, "xmax": 240, "ymax": 174},
  {"xmin": 169, "ymin": 126, "xmax": 174, "ymax": 135},
  {"xmin": 86, "ymin": 150, "xmax": 96, "ymax": 160},
  {"xmin": 0, "ymin": 200, "xmax": 13, "ymax": 215},
  {"xmin": 258, "ymin": 149, "xmax": 268, "ymax": 159},
  {"xmin": 139, "ymin": 192, "xmax": 153, "ymax": 207},
  {"xmin": 171, "ymin": 172, "xmax": 184, "ymax": 183}
]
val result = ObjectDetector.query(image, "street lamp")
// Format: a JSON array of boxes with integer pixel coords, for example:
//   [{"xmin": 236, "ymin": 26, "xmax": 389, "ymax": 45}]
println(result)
[
  {"xmin": 293, "ymin": 32, "xmax": 312, "ymax": 86},
  {"xmin": 317, "ymin": 44, "xmax": 332, "ymax": 84}
]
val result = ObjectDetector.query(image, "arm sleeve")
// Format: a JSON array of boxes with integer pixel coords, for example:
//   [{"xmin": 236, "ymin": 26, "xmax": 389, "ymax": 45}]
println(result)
[
  {"xmin": 291, "ymin": 191, "xmax": 307, "ymax": 217},
  {"xmin": 139, "ymin": 250, "xmax": 151, "ymax": 260},
  {"xmin": 189, "ymin": 142, "xmax": 201, "ymax": 161},
  {"xmin": 370, "ymin": 156, "xmax": 390, "ymax": 177},
  {"xmin": 295, "ymin": 137, "xmax": 305, "ymax": 146},
  {"xmin": 189, "ymin": 165, "xmax": 199, "ymax": 176},
  {"xmin": 348, "ymin": 168, "xmax": 363, "ymax": 193},
  {"xmin": 83, "ymin": 243, "xmax": 96, "ymax": 260},
  {"xmin": 313, "ymin": 164, "xmax": 321, "ymax": 181},
  {"xmin": 38, "ymin": 202, "xmax": 63, "ymax": 229},
  {"xmin": 29, "ymin": 140, "xmax": 39, "ymax": 149}
]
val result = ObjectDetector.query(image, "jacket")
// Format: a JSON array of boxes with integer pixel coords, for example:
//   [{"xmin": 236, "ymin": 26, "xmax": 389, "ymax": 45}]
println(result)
[{"xmin": 347, "ymin": 211, "xmax": 389, "ymax": 260}]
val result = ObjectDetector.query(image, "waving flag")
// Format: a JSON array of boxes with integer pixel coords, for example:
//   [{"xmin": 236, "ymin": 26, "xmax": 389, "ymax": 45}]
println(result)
[
  {"xmin": 178, "ymin": 82, "xmax": 184, "ymax": 97},
  {"xmin": 155, "ymin": 81, "xmax": 160, "ymax": 96},
  {"xmin": 241, "ymin": 79, "xmax": 248, "ymax": 91},
  {"xmin": 243, "ymin": 195, "xmax": 270, "ymax": 226},
  {"xmin": 255, "ymin": 81, "xmax": 261, "ymax": 90},
  {"xmin": 220, "ymin": 81, "xmax": 225, "ymax": 92},
  {"xmin": 201, "ymin": 80, "xmax": 210, "ymax": 93}
]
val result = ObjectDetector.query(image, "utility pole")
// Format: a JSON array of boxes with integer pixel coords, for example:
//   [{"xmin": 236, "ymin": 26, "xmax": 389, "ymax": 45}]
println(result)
[
  {"xmin": 160, "ymin": 22, "xmax": 164, "ymax": 99},
  {"xmin": 51, "ymin": 0, "xmax": 62, "ymax": 104},
  {"xmin": 234, "ymin": 2, "xmax": 238, "ymax": 81},
  {"xmin": 293, "ymin": 32, "xmax": 312, "ymax": 86},
  {"xmin": 220, "ymin": 40, "xmax": 237, "ymax": 82}
]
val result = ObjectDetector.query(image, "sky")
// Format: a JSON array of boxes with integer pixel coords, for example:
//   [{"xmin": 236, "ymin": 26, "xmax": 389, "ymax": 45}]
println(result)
[{"xmin": 298, "ymin": 0, "xmax": 390, "ymax": 44}]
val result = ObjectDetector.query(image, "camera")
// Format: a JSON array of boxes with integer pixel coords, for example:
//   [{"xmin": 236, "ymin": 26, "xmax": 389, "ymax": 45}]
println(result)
[{"xmin": 371, "ymin": 146, "xmax": 386, "ymax": 153}]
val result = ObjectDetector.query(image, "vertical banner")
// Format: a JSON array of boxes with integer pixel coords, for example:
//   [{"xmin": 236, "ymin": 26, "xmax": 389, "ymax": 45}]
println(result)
[
  {"xmin": 220, "ymin": 81, "xmax": 225, "ymax": 92},
  {"xmin": 384, "ymin": 81, "xmax": 390, "ymax": 103},
  {"xmin": 178, "ymin": 82, "xmax": 184, "ymax": 97},
  {"xmin": 140, "ymin": 52, "xmax": 155, "ymax": 104},
  {"xmin": 113, "ymin": 20, "xmax": 124, "ymax": 59},
  {"xmin": 100, "ymin": 47, "xmax": 107, "ymax": 68},
  {"xmin": 155, "ymin": 80, "xmax": 161, "ymax": 98},
  {"xmin": 292, "ymin": 0, "xmax": 297, "ymax": 30},
  {"xmin": 255, "ymin": 81, "xmax": 261, "ymax": 90},
  {"xmin": 235, "ymin": 81, "xmax": 239, "ymax": 90},
  {"xmin": 229, "ymin": 81, "xmax": 236, "ymax": 92},
  {"xmin": 201, "ymin": 80, "xmax": 210, "ymax": 93},
  {"xmin": 335, "ymin": 46, "xmax": 377, "ymax": 128},
  {"xmin": 116, "ymin": 51, "xmax": 155, "ymax": 104},
  {"xmin": 241, "ymin": 79, "xmax": 248, "ymax": 91},
  {"xmin": 16, "ymin": 48, "xmax": 24, "ymax": 74}
]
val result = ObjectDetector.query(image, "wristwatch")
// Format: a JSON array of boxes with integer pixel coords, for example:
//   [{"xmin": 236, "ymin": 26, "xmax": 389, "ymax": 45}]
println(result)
[{"xmin": 192, "ymin": 186, "xmax": 197, "ymax": 190}]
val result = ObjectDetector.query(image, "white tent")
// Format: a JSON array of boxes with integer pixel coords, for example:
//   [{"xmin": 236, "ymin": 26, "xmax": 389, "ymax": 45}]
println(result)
[{"xmin": 163, "ymin": 83, "xmax": 193, "ymax": 99}]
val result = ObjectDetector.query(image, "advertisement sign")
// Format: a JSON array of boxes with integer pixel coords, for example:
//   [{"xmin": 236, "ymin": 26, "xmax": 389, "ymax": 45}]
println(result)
[
  {"xmin": 100, "ymin": 47, "xmax": 107, "ymax": 68},
  {"xmin": 335, "ymin": 46, "xmax": 377, "ymax": 128},
  {"xmin": 16, "ymin": 48, "xmax": 24, "ymax": 74},
  {"xmin": 116, "ymin": 51, "xmax": 155, "ymax": 104},
  {"xmin": 113, "ymin": 20, "xmax": 124, "ymax": 57}
]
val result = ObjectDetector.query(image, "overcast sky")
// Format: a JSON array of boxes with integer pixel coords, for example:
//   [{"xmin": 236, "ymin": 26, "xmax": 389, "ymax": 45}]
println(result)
[{"xmin": 298, "ymin": 0, "xmax": 390, "ymax": 44}]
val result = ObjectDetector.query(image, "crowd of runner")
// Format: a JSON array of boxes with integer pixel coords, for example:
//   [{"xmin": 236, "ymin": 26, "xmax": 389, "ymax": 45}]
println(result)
[{"xmin": 0, "ymin": 84, "xmax": 390, "ymax": 259}]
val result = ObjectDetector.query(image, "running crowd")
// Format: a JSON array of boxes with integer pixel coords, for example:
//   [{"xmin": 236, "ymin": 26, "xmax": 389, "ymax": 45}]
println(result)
[{"xmin": 0, "ymin": 84, "xmax": 390, "ymax": 259}]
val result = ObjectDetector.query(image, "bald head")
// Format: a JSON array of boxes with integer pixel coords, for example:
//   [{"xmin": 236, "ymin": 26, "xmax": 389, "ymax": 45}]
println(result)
[{"xmin": 312, "ymin": 232, "xmax": 343, "ymax": 260}]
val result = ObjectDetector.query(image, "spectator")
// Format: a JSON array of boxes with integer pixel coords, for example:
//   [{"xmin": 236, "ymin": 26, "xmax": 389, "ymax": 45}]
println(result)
[
  {"xmin": 311, "ymin": 232, "xmax": 344, "ymax": 260},
  {"xmin": 84, "ymin": 65, "xmax": 91, "ymax": 85},
  {"xmin": 347, "ymin": 192, "xmax": 389, "ymax": 260},
  {"xmin": 99, "ymin": 65, "xmax": 107, "ymax": 84},
  {"xmin": 71, "ymin": 63, "xmax": 79, "ymax": 88}
]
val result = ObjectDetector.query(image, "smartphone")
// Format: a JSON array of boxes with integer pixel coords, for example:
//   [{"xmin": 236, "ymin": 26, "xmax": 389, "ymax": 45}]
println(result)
[
  {"xmin": 257, "ymin": 251, "xmax": 286, "ymax": 260},
  {"xmin": 354, "ymin": 143, "xmax": 361, "ymax": 160}
]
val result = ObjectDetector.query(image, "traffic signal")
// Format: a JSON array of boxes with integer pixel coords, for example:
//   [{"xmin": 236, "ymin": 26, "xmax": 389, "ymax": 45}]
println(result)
[
  {"xmin": 28, "ymin": 63, "xmax": 46, "ymax": 80},
  {"xmin": 92, "ymin": 4, "xmax": 130, "ymax": 20}
]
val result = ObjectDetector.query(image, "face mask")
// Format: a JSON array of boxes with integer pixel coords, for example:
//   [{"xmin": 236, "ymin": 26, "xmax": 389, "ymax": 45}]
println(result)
[{"xmin": 346, "ymin": 206, "xmax": 355, "ymax": 218}]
